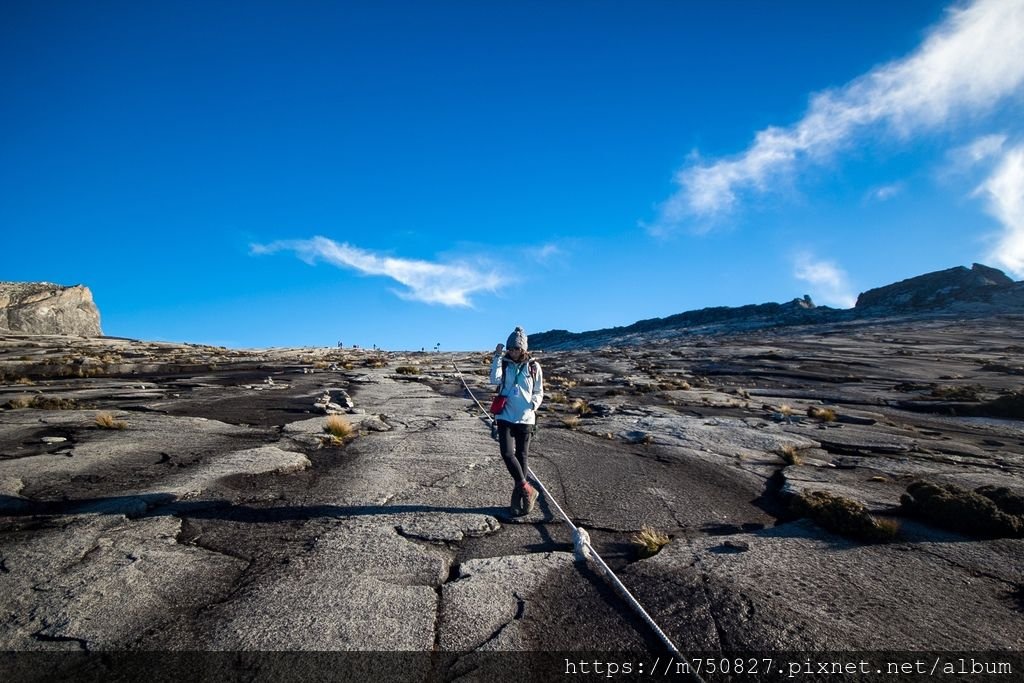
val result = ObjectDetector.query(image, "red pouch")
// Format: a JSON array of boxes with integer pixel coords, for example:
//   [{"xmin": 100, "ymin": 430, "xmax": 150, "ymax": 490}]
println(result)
[{"xmin": 489, "ymin": 396, "xmax": 508, "ymax": 415}]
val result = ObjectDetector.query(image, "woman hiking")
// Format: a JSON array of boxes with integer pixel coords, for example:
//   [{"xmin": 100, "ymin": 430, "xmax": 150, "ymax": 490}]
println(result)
[{"xmin": 490, "ymin": 326, "xmax": 544, "ymax": 516}]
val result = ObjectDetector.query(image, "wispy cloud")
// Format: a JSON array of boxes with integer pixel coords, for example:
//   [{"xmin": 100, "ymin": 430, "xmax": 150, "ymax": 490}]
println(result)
[
  {"xmin": 866, "ymin": 182, "xmax": 906, "ymax": 202},
  {"xmin": 527, "ymin": 243, "xmax": 564, "ymax": 263},
  {"xmin": 251, "ymin": 236, "xmax": 506, "ymax": 306},
  {"xmin": 975, "ymin": 145, "xmax": 1024, "ymax": 277},
  {"xmin": 793, "ymin": 253, "xmax": 857, "ymax": 308},
  {"xmin": 951, "ymin": 133, "xmax": 1009, "ymax": 167},
  {"xmin": 654, "ymin": 0, "xmax": 1024, "ymax": 230}
]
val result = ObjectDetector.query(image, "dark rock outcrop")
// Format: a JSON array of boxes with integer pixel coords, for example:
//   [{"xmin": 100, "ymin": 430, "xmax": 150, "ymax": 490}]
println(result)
[
  {"xmin": 533, "ymin": 296, "xmax": 831, "ymax": 349},
  {"xmin": 0, "ymin": 282, "xmax": 103, "ymax": 336},
  {"xmin": 855, "ymin": 263, "xmax": 1015, "ymax": 311}
]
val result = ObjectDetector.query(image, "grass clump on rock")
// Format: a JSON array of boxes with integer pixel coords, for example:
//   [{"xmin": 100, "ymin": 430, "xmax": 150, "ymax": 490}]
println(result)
[
  {"xmin": 900, "ymin": 481, "xmax": 1023, "ymax": 538},
  {"xmin": 324, "ymin": 415, "xmax": 355, "ymax": 440},
  {"xmin": 571, "ymin": 399, "xmax": 592, "ymax": 416},
  {"xmin": 806, "ymin": 406, "xmax": 837, "ymax": 422},
  {"xmin": 562, "ymin": 416, "xmax": 581, "ymax": 430},
  {"xmin": 95, "ymin": 412, "xmax": 127, "ymax": 430},
  {"xmin": 931, "ymin": 384, "xmax": 984, "ymax": 401},
  {"xmin": 4, "ymin": 395, "xmax": 78, "ymax": 410},
  {"xmin": 777, "ymin": 444, "xmax": 802, "ymax": 465},
  {"xmin": 632, "ymin": 527, "xmax": 670, "ymax": 558},
  {"xmin": 790, "ymin": 491, "xmax": 900, "ymax": 543},
  {"xmin": 395, "ymin": 366, "xmax": 420, "ymax": 375}
]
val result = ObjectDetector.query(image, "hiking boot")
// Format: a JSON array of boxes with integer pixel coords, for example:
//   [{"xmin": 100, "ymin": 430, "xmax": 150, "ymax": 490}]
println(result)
[
  {"xmin": 510, "ymin": 483, "xmax": 524, "ymax": 516},
  {"xmin": 522, "ymin": 482, "xmax": 539, "ymax": 515}
]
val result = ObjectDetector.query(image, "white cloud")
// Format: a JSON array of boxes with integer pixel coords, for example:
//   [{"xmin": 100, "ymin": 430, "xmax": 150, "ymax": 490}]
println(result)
[
  {"xmin": 867, "ymin": 182, "xmax": 906, "ymax": 202},
  {"xmin": 655, "ymin": 0, "xmax": 1024, "ymax": 230},
  {"xmin": 251, "ymin": 236, "xmax": 506, "ymax": 306},
  {"xmin": 975, "ymin": 145, "xmax": 1024, "ymax": 277},
  {"xmin": 793, "ymin": 254, "xmax": 857, "ymax": 308}
]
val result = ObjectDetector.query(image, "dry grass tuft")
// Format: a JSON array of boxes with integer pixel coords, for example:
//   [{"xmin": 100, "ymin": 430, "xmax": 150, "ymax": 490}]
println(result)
[
  {"xmin": 632, "ymin": 527, "xmax": 670, "ymax": 558},
  {"xmin": 5, "ymin": 396, "xmax": 32, "ymax": 409},
  {"xmin": 324, "ymin": 415, "xmax": 355, "ymax": 439},
  {"xmin": 571, "ymin": 398, "xmax": 592, "ymax": 416},
  {"xmin": 778, "ymin": 444, "xmax": 802, "ymax": 465},
  {"xmin": 562, "ymin": 416, "xmax": 581, "ymax": 430},
  {"xmin": 807, "ymin": 406, "xmax": 837, "ymax": 422},
  {"xmin": 95, "ymin": 412, "xmax": 127, "ymax": 430},
  {"xmin": 14, "ymin": 377, "xmax": 34, "ymax": 386},
  {"xmin": 395, "ymin": 366, "xmax": 420, "ymax": 375}
]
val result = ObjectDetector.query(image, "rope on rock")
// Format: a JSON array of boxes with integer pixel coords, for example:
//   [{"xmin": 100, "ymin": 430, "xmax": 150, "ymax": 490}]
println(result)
[{"xmin": 451, "ymin": 358, "xmax": 705, "ymax": 682}]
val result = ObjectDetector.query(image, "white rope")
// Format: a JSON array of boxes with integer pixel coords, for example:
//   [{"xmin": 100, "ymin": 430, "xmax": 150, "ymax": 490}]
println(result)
[{"xmin": 451, "ymin": 358, "xmax": 705, "ymax": 682}]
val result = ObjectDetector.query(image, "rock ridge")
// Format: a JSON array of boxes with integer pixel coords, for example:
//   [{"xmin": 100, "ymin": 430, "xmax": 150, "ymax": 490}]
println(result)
[{"xmin": 532, "ymin": 263, "xmax": 1023, "ymax": 350}]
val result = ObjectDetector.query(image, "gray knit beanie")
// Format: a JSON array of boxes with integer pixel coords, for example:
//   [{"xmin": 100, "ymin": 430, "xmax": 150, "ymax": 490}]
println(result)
[{"xmin": 506, "ymin": 326, "xmax": 528, "ymax": 351}]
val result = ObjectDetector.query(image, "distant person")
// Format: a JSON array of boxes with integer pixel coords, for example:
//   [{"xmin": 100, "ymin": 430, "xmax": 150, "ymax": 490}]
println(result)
[{"xmin": 490, "ymin": 326, "xmax": 544, "ymax": 515}]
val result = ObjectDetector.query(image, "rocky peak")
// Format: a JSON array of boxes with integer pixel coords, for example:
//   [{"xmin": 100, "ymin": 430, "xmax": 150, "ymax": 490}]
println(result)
[
  {"xmin": 855, "ymin": 263, "xmax": 1016, "ymax": 311},
  {"xmin": 0, "ymin": 282, "xmax": 103, "ymax": 336}
]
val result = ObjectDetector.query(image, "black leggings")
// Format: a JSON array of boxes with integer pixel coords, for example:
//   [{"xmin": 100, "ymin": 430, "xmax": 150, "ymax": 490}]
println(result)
[{"xmin": 497, "ymin": 420, "xmax": 532, "ymax": 484}]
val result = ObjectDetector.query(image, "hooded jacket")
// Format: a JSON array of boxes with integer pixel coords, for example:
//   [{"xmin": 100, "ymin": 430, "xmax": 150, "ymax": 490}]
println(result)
[{"xmin": 489, "ymin": 352, "xmax": 544, "ymax": 425}]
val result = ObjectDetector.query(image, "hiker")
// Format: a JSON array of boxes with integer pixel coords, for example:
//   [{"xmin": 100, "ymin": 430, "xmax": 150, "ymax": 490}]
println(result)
[{"xmin": 490, "ymin": 326, "xmax": 544, "ymax": 515}]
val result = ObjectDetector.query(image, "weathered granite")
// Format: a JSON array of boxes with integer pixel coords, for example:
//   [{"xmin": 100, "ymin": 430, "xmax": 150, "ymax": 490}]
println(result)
[{"xmin": 0, "ymin": 283, "xmax": 102, "ymax": 337}]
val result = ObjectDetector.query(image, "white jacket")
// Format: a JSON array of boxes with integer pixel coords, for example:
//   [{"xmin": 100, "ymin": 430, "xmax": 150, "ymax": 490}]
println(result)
[{"xmin": 489, "ymin": 353, "xmax": 544, "ymax": 425}]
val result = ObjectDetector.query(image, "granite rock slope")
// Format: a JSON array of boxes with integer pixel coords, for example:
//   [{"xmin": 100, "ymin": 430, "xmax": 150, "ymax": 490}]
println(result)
[
  {"xmin": 0, "ymin": 317, "xmax": 1022, "ymax": 670},
  {"xmin": 0, "ymin": 283, "xmax": 102, "ymax": 337}
]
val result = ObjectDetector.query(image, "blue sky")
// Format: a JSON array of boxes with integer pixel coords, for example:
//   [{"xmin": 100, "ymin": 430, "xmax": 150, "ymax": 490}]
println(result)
[{"xmin": 3, "ymin": 0, "xmax": 1023, "ymax": 350}]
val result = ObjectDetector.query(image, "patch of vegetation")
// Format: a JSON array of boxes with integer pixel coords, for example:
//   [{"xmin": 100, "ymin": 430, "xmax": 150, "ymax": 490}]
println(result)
[
  {"xmin": 931, "ymin": 384, "xmax": 984, "ymax": 401},
  {"xmin": 95, "ymin": 412, "xmax": 127, "ymax": 430},
  {"xmin": 4, "ymin": 396, "xmax": 32, "ymax": 409},
  {"xmin": 34, "ymin": 395, "xmax": 78, "ymax": 410},
  {"xmin": 893, "ymin": 381, "xmax": 933, "ymax": 392},
  {"xmin": 777, "ymin": 444, "xmax": 802, "ymax": 465},
  {"xmin": 364, "ymin": 355, "xmax": 388, "ymax": 369},
  {"xmin": 571, "ymin": 399, "xmax": 592, "ymax": 416},
  {"xmin": 395, "ymin": 366, "xmax": 420, "ymax": 375},
  {"xmin": 967, "ymin": 390, "xmax": 1024, "ymax": 419},
  {"xmin": 976, "ymin": 485, "xmax": 1024, "ymax": 516},
  {"xmin": 900, "ymin": 481, "xmax": 1023, "ymax": 538},
  {"xmin": 4, "ymin": 394, "xmax": 78, "ymax": 410},
  {"xmin": 790, "ymin": 491, "xmax": 900, "ymax": 543},
  {"xmin": 562, "ymin": 416, "xmax": 581, "ymax": 430},
  {"xmin": 320, "ymin": 434, "xmax": 346, "ymax": 448},
  {"xmin": 324, "ymin": 415, "xmax": 355, "ymax": 440},
  {"xmin": 806, "ymin": 406, "xmax": 837, "ymax": 422},
  {"xmin": 631, "ymin": 526, "xmax": 670, "ymax": 558}
]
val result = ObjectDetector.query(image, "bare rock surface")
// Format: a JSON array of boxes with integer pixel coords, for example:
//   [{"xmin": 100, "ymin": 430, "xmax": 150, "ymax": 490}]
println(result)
[{"xmin": 1, "ymin": 317, "xmax": 1023, "ymax": 672}]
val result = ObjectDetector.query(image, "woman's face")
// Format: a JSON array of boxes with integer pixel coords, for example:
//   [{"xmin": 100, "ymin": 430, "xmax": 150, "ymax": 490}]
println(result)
[{"xmin": 508, "ymin": 347, "xmax": 524, "ymax": 361}]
